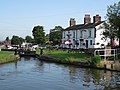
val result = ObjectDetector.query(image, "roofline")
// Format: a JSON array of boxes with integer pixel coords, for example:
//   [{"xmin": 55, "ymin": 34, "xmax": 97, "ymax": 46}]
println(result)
[{"xmin": 64, "ymin": 21, "xmax": 105, "ymax": 31}]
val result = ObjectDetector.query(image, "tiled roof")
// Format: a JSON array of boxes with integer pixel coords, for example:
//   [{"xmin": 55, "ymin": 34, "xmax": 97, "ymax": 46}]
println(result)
[{"xmin": 64, "ymin": 21, "xmax": 104, "ymax": 30}]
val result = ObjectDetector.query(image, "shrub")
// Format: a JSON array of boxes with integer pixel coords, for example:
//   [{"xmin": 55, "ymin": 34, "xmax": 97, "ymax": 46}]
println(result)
[{"xmin": 88, "ymin": 56, "xmax": 101, "ymax": 67}]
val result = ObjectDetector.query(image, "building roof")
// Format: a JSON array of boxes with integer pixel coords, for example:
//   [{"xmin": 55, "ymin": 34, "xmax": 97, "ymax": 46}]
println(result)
[{"xmin": 64, "ymin": 21, "xmax": 104, "ymax": 31}]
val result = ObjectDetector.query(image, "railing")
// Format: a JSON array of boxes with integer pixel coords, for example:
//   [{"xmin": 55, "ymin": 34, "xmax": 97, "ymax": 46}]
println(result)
[{"xmin": 94, "ymin": 48, "xmax": 120, "ymax": 61}]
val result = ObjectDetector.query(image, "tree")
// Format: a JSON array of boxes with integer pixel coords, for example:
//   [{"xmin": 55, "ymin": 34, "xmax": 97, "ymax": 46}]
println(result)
[
  {"xmin": 45, "ymin": 34, "xmax": 49, "ymax": 43},
  {"xmin": 11, "ymin": 35, "xmax": 24, "ymax": 45},
  {"xmin": 49, "ymin": 26, "xmax": 63, "ymax": 45},
  {"xmin": 25, "ymin": 35, "xmax": 33, "ymax": 43},
  {"xmin": 5, "ymin": 37, "xmax": 9, "ymax": 41},
  {"xmin": 106, "ymin": 1, "xmax": 120, "ymax": 47},
  {"xmin": 32, "ymin": 25, "xmax": 45, "ymax": 44},
  {"xmin": 102, "ymin": 22, "xmax": 117, "ymax": 46},
  {"xmin": 19, "ymin": 37, "xmax": 25, "ymax": 44},
  {"xmin": 4, "ymin": 36, "xmax": 10, "ymax": 48}
]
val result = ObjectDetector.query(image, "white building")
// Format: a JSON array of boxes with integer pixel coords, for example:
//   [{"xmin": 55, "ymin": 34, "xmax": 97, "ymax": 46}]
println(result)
[{"xmin": 62, "ymin": 14, "xmax": 110, "ymax": 49}]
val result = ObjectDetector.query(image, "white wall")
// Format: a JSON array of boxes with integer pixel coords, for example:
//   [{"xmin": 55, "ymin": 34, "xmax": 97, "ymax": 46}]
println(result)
[
  {"xmin": 62, "ymin": 23, "xmax": 110, "ymax": 49},
  {"xmin": 62, "ymin": 28, "xmax": 96, "ymax": 49},
  {"xmin": 94, "ymin": 24, "xmax": 110, "ymax": 48}
]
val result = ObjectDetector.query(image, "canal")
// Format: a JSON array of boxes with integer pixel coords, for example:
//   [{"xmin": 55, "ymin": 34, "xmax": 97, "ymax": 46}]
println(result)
[{"xmin": 0, "ymin": 57, "xmax": 120, "ymax": 90}]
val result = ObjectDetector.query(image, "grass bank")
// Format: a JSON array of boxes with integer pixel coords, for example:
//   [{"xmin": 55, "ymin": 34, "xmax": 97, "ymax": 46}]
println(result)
[
  {"xmin": 36, "ymin": 49, "xmax": 91, "ymax": 63},
  {"xmin": 0, "ymin": 51, "xmax": 18, "ymax": 64},
  {"xmin": 36, "ymin": 49, "xmax": 120, "ymax": 72}
]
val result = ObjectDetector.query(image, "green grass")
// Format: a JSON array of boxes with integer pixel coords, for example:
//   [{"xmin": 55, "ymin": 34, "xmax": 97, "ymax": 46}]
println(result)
[
  {"xmin": 0, "ymin": 51, "xmax": 14, "ymax": 58},
  {"xmin": 36, "ymin": 49, "xmax": 91, "ymax": 62},
  {"xmin": 0, "ymin": 51, "xmax": 17, "ymax": 64}
]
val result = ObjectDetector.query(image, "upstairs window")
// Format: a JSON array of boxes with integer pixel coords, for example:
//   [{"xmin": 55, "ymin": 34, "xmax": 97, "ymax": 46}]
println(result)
[
  {"xmin": 89, "ymin": 30, "xmax": 91, "ymax": 37},
  {"xmin": 73, "ymin": 31, "xmax": 75, "ymax": 38},
  {"xmin": 94, "ymin": 28, "xmax": 96, "ymax": 38},
  {"xmin": 80, "ymin": 30, "xmax": 82, "ymax": 38},
  {"xmin": 63, "ymin": 31, "xmax": 65, "ymax": 38}
]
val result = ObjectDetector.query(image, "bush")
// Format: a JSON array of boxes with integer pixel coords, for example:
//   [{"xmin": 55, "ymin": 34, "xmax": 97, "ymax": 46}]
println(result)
[{"xmin": 88, "ymin": 56, "xmax": 101, "ymax": 67}]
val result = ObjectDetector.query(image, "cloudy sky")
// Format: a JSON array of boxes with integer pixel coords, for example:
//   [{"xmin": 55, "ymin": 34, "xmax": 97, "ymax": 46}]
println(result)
[{"xmin": 0, "ymin": 0, "xmax": 119, "ymax": 40}]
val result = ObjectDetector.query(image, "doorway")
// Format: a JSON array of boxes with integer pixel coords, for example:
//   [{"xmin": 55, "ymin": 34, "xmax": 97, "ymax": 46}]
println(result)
[{"xmin": 86, "ymin": 40, "xmax": 88, "ymax": 48}]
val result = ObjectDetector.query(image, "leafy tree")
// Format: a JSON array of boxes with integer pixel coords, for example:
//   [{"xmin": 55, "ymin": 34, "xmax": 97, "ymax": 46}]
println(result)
[
  {"xmin": 45, "ymin": 34, "xmax": 49, "ymax": 43},
  {"xmin": 11, "ymin": 35, "xmax": 20, "ymax": 45},
  {"xmin": 25, "ymin": 35, "xmax": 33, "ymax": 43},
  {"xmin": 102, "ymin": 22, "xmax": 117, "ymax": 46},
  {"xmin": 5, "ymin": 37, "xmax": 9, "ymax": 41},
  {"xmin": 106, "ymin": 1, "xmax": 120, "ymax": 47},
  {"xmin": 49, "ymin": 26, "xmax": 63, "ymax": 45},
  {"xmin": 4, "ymin": 36, "xmax": 10, "ymax": 48},
  {"xmin": 32, "ymin": 25, "xmax": 45, "ymax": 45},
  {"xmin": 19, "ymin": 37, "xmax": 25, "ymax": 44},
  {"xmin": 11, "ymin": 35, "xmax": 24, "ymax": 45}
]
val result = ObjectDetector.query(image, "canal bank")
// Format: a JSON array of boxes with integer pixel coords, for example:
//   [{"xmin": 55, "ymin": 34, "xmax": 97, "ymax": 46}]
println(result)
[
  {"xmin": 5, "ymin": 49, "xmax": 119, "ymax": 72},
  {"xmin": 0, "ymin": 51, "xmax": 20, "ymax": 64},
  {"xmin": 35, "ymin": 54, "xmax": 120, "ymax": 72}
]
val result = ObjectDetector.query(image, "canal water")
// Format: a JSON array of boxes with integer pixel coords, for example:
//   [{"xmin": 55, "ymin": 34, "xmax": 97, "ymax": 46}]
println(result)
[{"xmin": 0, "ymin": 57, "xmax": 120, "ymax": 90}]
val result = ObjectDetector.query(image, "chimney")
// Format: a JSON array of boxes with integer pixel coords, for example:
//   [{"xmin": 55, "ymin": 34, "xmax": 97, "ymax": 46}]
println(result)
[
  {"xmin": 93, "ymin": 14, "xmax": 101, "ymax": 23},
  {"xmin": 70, "ymin": 18, "xmax": 76, "ymax": 26},
  {"xmin": 84, "ymin": 14, "xmax": 91, "ymax": 24}
]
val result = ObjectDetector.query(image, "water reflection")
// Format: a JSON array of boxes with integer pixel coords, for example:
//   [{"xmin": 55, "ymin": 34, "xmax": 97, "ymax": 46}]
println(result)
[
  {"xmin": 34, "ymin": 60, "xmax": 120, "ymax": 89},
  {"xmin": 0, "ymin": 57, "xmax": 119, "ymax": 90},
  {"xmin": 67, "ymin": 65, "xmax": 120, "ymax": 90},
  {"xmin": 33, "ymin": 60, "xmax": 45, "ymax": 73}
]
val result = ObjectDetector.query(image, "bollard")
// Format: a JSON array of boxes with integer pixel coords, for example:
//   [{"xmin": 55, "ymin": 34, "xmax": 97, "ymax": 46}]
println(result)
[
  {"xmin": 104, "ymin": 64, "xmax": 107, "ymax": 73},
  {"xmin": 111, "ymin": 64, "xmax": 113, "ymax": 69},
  {"xmin": 14, "ymin": 49, "xmax": 17, "ymax": 55},
  {"xmin": 40, "ymin": 47, "xmax": 43, "ymax": 55},
  {"xmin": 104, "ymin": 64, "xmax": 106, "ymax": 69}
]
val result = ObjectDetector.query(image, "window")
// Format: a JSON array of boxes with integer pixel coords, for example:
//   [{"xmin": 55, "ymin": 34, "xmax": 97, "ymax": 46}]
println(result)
[
  {"xmin": 67, "ymin": 31, "xmax": 71, "ymax": 39},
  {"xmin": 89, "ymin": 30, "xmax": 91, "ymax": 37},
  {"xmin": 80, "ymin": 39, "xmax": 83, "ymax": 41},
  {"xmin": 76, "ymin": 30, "xmax": 78, "ymax": 38},
  {"xmin": 80, "ymin": 41, "xmax": 84, "ymax": 46},
  {"xmin": 80, "ymin": 30, "xmax": 82, "ymax": 38},
  {"xmin": 96, "ymin": 42, "xmax": 100, "ymax": 45},
  {"xmin": 73, "ymin": 31, "xmax": 75, "ymax": 38},
  {"xmin": 90, "ymin": 40, "xmax": 92, "ymax": 45},
  {"xmin": 94, "ymin": 28, "xmax": 96, "ymax": 38},
  {"xmin": 63, "ymin": 31, "xmax": 65, "ymax": 38}
]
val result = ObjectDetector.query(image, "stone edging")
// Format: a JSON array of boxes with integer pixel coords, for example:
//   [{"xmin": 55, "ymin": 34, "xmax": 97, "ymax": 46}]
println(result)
[{"xmin": 35, "ymin": 54, "xmax": 120, "ymax": 72}]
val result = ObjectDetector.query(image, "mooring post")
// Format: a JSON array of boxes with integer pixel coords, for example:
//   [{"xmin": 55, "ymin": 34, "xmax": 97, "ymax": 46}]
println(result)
[
  {"xmin": 40, "ymin": 47, "xmax": 43, "ymax": 55},
  {"xmin": 14, "ymin": 49, "xmax": 17, "ymax": 55},
  {"xmin": 104, "ymin": 64, "xmax": 106, "ymax": 69},
  {"xmin": 104, "ymin": 63, "xmax": 107, "ymax": 73},
  {"xmin": 111, "ymin": 63, "xmax": 113, "ymax": 69}
]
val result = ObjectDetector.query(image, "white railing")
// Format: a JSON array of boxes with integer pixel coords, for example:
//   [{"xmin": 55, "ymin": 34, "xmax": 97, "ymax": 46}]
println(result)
[{"xmin": 94, "ymin": 48, "xmax": 120, "ymax": 61}]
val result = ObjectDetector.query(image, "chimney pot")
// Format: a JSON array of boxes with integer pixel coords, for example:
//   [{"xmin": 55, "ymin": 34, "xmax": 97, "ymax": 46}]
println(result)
[
  {"xmin": 70, "ymin": 18, "xmax": 76, "ymax": 26},
  {"xmin": 93, "ymin": 14, "xmax": 101, "ymax": 23},
  {"xmin": 84, "ymin": 14, "xmax": 91, "ymax": 24}
]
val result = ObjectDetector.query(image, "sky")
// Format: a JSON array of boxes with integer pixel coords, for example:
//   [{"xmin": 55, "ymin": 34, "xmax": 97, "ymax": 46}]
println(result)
[{"xmin": 0, "ymin": 0, "xmax": 119, "ymax": 41}]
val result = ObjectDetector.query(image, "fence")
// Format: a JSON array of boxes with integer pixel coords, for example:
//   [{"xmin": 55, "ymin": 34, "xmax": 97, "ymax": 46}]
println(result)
[{"xmin": 94, "ymin": 48, "xmax": 120, "ymax": 61}]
